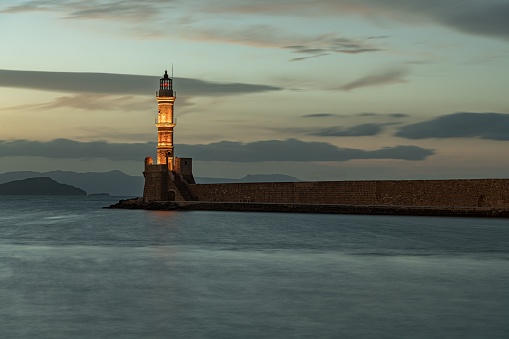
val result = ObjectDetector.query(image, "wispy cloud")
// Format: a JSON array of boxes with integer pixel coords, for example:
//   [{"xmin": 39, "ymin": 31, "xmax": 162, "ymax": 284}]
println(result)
[
  {"xmin": 307, "ymin": 123, "xmax": 387, "ymax": 137},
  {"xmin": 0, "ymin": 1, "xmax": 383, "ymax": 61},
  {"xmin": 336, "ymin": 67, "xmax": 409, "ymax": 91},
  {"xmin": 287, "ymin": 113, "xmax": 407, "ymax": 137},
  {"xmin": 396, "ymin": 112, "xmax": 509, "ymax": 140},
  {"xmin": 284, "ymin": 36, "xmax": 381, "ymax": 60},
  {"xmin": 301, "ymin": 113, "xmax": 341, "ymax": 118},
  {"xmin": 1, "ymin": 93, "xmax": 197, "ymax": 112},
  {"xmin": 199, "ymin": 0, "xmax": 509, "ymax": 41},
  {"xmin": 0, "ymin": 138, "xmax": 434, "ymax": 162},
  {"xmin": 178, "ymin": 138, "xmax": 434, "ymax": 162},
  {"xmin": 3, "ymin": 94, "xmax": 153, "ymax": 112},
  {"xmin": 3, "ymin": 0, "xmax": 508, "ymax": 42},
  {"xmin": 0, "ymin": 69, "xmax": 281, "ymax": 96},
  {"xmin": 0, "ymin": 0, "xmax": 52, "ymax": 13},
  {"xmin": 357, "ymin": 112, "xmax": 408, "ymax": 118},
  {"xmin": 78, "ymin": 127, "xmax": 154, "ymax": 142},
  {"xmin": 290, "ymin": 54, "xmax": 328, "ymax": 62},
  {"xmin": 66, "ymin": 1, "xmax": 173, "ymax": 21},
  {"xmin": 0, "ymin": 139, "xmax": 154, "ymax": 161},
  {"xmin": 1, "ymin": 0, "xmax": 175, "ymax": 21},
  {"xmin": 181, "ymin": 26, "xmax": 382, "ymax": 61},
  {"xmin": 301, "ymin": 112, "xmax": 408, "ymax": 118}
]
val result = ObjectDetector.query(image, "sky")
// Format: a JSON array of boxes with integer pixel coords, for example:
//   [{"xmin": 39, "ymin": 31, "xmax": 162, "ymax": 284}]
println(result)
[{"xmin": 1, "ymin": 0, "xmax": 509, "ymax": 180}]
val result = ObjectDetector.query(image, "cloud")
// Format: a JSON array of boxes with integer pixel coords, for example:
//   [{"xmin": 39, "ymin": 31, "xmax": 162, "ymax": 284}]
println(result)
[
  {"xmin": 289, "ymin": 54, "xmax": 328, "ymax": 62},
  {"xmin": 177, "ymin": 138, "xmax": 434, "ymax": 161},
  {"xmin": 181, "ymin": 26, "xmax": 382, "ymax": 61},
  {"xmin": 199, "ymin": 0, "xmax": 509, "ymax": 41},
  {"xmin": 0, "ymin": 139, "xmax": 155, "ymax": 161},
  {"xmin": 284, "ymin": 36, "xmax": 381, "ymax": 59},
  {"xmin": 337, "ymin": 68, "xmax": 408, "ymax": 91},
  {"xmin": 1, "ymin": 2, "xmax": 383, "ymax": 61},
  {"xmin": 66, "ymin": 1, "xmax": 173, "ymax": 21},
  {"xmin": 1, "ymin": 93, "xmax": 195, "ymax": 113},
  {"xmin": 357, "ymin": 112, "xmax": 408, "ymax": 118},
  {"xmin": 3, "ymin": 94, "xmax": 153, "ymax": 112},
  {"xmin": 0, "ymin": 69, "xmax": 281, "ymax": 96},
  {"xmin": 0, "ymin": 1, "xmax": 50, "ymax": 13},
  {"xmin": 301, "ymin": 112, "xmax": 408, "ymax": 119},
  {"xmin": 307, "ymin": 123, "xmax": 387, "ymax": 137},
  {"xmin": 3, "ymin": 0, "xmax": 508, "ymax": 42},
  {"xmin": 395, "ymin": 112, "xmax": 509, "ymax": 140},
  {"xmin": 431, "ymin": 1, "xmax": 509, "ymax": 40},
  {"xmin": 1, "ymin": 0, "xmax": 175, "ymax": 21},
  {"xmin": 301, "ymin": 113, "xmax": 339, "ymax": 118},
  {"xmin": 0, "ymin": 138, "xmax": 434, "ymax": 162}
]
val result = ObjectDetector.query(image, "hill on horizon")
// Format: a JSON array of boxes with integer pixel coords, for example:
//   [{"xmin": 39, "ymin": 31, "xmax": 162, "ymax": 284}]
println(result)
[
  {"xmin": 196, "ymin": 173, "xmax": 302, "ymax": 184},
  {"xmin": 0, "ymin": 171, "xmax": 301, "ymax": 196},
  {"xmin": 0, "ymin": 170, "xmax": 143, "ymax": 197},
  {"xmin": 0, "ymin": 177, "xmax": 87, "ymax": 196}
]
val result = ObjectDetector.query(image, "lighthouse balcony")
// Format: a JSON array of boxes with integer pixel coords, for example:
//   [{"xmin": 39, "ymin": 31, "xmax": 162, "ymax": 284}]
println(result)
[
  {"xmin": 156, "ymin": 90, "xmax": 174, "ymax": 97},
  {"xmin": 156, "ymin": 122, "xmax": 176, "ymax": 128}
]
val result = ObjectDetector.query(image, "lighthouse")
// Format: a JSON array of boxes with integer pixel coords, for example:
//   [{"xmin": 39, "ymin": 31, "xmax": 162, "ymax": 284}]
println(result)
[
  {"xmin": 143, "ymin": 69, "xmax": 195, "ymax": 202},
  {"xmin": 156, "ymin": 70, "xmax": 176, "ymax": 169}
]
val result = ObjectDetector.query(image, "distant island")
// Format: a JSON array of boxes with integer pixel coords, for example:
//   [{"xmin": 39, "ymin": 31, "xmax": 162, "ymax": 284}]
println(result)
[
  {"xmin": 197, "ymin": 174, "xmax": 301, "ymax": 184},
  {"xmin": 0, "ymin": 170, "xmax": 142, "ymax": 197},
  {"xmin": 0, "ymin": 171, "xmax": 301, "ymax": 196},
  {"xmin": 0, "ymin": 177, "xmax": 87, "ymax": 196}
]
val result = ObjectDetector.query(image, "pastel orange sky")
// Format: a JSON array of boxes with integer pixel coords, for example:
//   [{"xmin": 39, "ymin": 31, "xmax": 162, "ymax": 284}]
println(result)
[{"xmin": 1, "ymin": 0, "xmax": 508, "ymax": 180}]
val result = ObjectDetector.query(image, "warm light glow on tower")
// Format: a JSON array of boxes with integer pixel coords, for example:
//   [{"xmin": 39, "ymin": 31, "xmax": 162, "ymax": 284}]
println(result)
[{"xmin": 156, "ymin": 70, "xmax": 176, "ymax": 168}]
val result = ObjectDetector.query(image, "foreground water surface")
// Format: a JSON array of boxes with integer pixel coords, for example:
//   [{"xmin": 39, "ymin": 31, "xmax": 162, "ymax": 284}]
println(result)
[{"xmin": 0, "ymin": 196, "xmax": 508, "ymax": 338}]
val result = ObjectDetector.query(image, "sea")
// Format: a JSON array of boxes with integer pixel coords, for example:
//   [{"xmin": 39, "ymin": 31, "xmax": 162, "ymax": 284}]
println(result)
[{"xmin": 0, "ymin": 196, "xmax": 508, "ymax": 339}]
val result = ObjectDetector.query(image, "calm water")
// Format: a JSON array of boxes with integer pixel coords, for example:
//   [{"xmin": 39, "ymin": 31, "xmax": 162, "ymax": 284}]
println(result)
[{"xmin": 0, "ymin": 196, "xmax": 508, "ymax": 338}]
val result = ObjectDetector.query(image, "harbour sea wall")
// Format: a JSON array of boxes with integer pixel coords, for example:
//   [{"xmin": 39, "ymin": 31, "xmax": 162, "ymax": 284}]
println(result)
[
  {"xmin": 188, "ymin": 179, "xmax": 509, "ymax": 208},
  {"xmin": 112, "ymin": 178, "xmax": 509, "ymax": 217},
  {"xmin": 109, "ymin": 198, "xmax": 509, "ymax": 218}
]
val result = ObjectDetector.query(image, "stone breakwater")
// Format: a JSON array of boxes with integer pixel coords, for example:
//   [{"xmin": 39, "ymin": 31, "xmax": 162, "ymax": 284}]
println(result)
[{"xmin": 107, "ymin": 198, "xmax": 509, "ymax": 218}]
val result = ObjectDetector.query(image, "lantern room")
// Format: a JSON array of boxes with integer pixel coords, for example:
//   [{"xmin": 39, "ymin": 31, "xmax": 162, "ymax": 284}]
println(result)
[{"xmin": 158, "ymin": 70, "xmax": 173, "ymax": 97}]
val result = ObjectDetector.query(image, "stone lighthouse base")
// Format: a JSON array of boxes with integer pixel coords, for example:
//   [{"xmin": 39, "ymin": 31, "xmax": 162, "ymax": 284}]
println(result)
[{"xmin": 142, "ymin": 156, "xmax": 196, "ymax": 202}]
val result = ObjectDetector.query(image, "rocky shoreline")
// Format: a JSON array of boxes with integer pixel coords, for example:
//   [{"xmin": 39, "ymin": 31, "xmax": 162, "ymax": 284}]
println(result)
[{"xmin": 106, "ymin": 198, "xmax": 509, "ymax": 218}]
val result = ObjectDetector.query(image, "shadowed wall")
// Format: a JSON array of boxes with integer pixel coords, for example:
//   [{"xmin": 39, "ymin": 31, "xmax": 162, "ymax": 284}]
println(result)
[{"xmin": 187, "ymin": 179, "xmax": 509, "ymax": 208}]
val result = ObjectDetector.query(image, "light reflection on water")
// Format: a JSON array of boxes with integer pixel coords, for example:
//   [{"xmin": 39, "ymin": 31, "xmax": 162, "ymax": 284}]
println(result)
[{"xmin": 0, "ymin": 196, "xmax": 508, "ymax": 338}]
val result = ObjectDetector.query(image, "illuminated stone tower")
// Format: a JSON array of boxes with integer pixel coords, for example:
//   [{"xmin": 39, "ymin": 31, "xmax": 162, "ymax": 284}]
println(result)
[
  {"xmin": 143, "ymin": 69, "xmax": 195, "ymax": 202},
  {"xmin": 156, "ymin": 70, "xmax": 176, "ymax": 169}
]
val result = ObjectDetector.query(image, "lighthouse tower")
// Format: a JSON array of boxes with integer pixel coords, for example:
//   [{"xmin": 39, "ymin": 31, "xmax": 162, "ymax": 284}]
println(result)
[
  {"xmin": 143, "ymin": 69, "xmax": 195, "ymax": 202},
  {"xmin": 156, "ymin": 70, "xmax": 176, "ymax": 169}
]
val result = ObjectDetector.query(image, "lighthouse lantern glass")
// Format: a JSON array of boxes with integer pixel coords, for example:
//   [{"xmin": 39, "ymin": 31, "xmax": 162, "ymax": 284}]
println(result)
[{"xmin": 160, "ymin": 79, "xmax": 170, "ymax": 90}]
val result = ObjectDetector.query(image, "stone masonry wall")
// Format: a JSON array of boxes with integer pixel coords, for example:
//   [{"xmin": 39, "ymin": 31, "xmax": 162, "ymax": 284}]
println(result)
[
  {"xmin": 188, "ymin": 181, "xmax": 375, "ymax": 204},
  {"xmin": 188, "ymin": 179, "xmax": 509, "ymax": 208},
  {"xmin": 143, "ymin": 164, "xmax": 168, "ymax": 201}
]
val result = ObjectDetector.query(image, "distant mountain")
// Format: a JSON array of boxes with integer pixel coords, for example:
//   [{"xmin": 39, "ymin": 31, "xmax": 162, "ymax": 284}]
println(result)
[
  {"xmin": 0, "ymin": 171, "xmax": 301, "ymax": 195},
  {"xmin": 240, "ymin": 174, "xmax": 302, "ymax": 182},
  {"xmin": 0, "ymin": 170, "xmax": 143, "ymax": 197},
  {"xmin": 0, "ymin": 177, "xmax": 86, "ymax": 196},
  {"xmin": 196, "ymin": 174, "xmax": 301, "ymax": 184}
]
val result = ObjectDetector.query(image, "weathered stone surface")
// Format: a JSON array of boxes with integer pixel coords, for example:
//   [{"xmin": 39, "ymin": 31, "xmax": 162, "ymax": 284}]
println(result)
[
  {"xmin": 107, "ymin": 199, "xmax": 509, "ymax": 218},
  {"xmin": 187, "ymin": 179, "xmax": 509, "ymax": 208},
  {"xmin": 133, "ymin": 177, "xmax": 509, "ymax": 217},
  {"xmin": 106, "ymin": 197, "xmax": 179, "ymax": 210}
]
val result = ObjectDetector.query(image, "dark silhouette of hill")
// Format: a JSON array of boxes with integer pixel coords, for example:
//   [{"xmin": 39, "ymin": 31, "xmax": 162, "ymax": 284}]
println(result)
[
  {"xmin": 0, "ymin": 170, "xmax": 143, "ymax": 197},
  {"xmin": 196, "ymin": 174, "xmax": 301, "ymax": 184},
  {"xmin": 0, "ymin": 177, "xmax": 86, "ymax": 195},
  {"xmin": 0, "ymin": 171, "xmax": 300, "ymax": 195}
]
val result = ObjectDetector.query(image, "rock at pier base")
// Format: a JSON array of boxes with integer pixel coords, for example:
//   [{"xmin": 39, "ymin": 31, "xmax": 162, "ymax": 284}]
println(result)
[
  {"xmin": 106, "ymin": 197, "xmax": 180, "ymax": 210},
  {"xmin": 106, "ymin": 198, "xmax": 509, "ymax": 218}
]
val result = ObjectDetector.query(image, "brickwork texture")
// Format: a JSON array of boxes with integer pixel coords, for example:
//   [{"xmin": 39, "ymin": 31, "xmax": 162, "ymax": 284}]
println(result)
[{"xmin": 187, "ymin": 179, "xmax": 509, "ymax": 208}]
